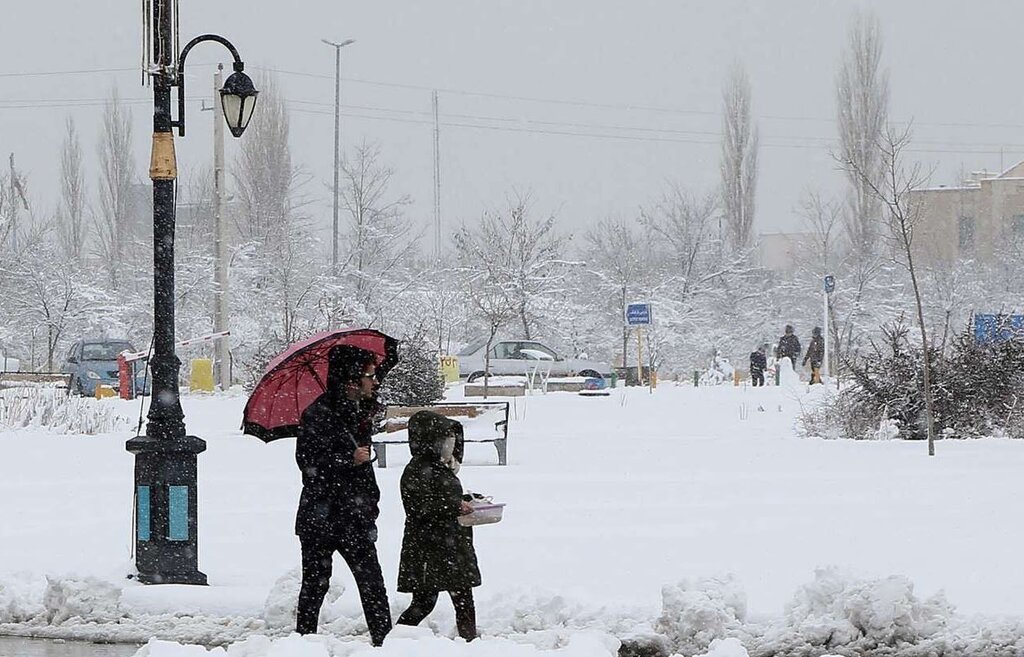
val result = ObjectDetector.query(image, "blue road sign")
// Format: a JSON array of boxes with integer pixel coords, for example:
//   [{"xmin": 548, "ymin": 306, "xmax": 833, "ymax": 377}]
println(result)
[
  {"xmin": 824, "ymin": 275, "xmax": 836, "ymax": 294},
  {"xmin": 974, "ymin": 313, "xmax": 1024, "ymax": 345},
  {"xmin": 626, "ymin": 303, "xmax": 652, "ymax": 326}
]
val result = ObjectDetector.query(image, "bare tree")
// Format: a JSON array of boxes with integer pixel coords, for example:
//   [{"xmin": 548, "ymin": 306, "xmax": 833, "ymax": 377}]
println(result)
[
  {"xmin": 641, "ymin": 187, "xmax": 720, "ymax": 297},
  {"xmin": 232, "ymin": 75, "xmax": 305, "ymax": 244},
  {"xmin": 0, "ymin": 156, "xmax": 30, "ymax": 254},
  {"xmin": 836, "ymin": 10, "xmax": 889, "ymax": 263},
  {"xmin": 584, "ymin": 218, "xmax": 646, "ymax": 371},
  {"xmin": 338, "ymin": 141, "xmax": 416, "ymax": 310},
  {"xmin": 58, "ymin": 118, "xmax": 87, "ymax": 264},
  {"xmin": 454, "ymin": 194, "xmax": 571, "ymax": 339},
  {"xmin": 843, "ymin": 125, "xmax": 935, "ymax": 456},
  {"xmin": 94, "ymin": 89, "xmax": 137, "ymax": 289},
  {"xmin": 720, "ymin": 61, "xmax": 759, "ymax": 252}
]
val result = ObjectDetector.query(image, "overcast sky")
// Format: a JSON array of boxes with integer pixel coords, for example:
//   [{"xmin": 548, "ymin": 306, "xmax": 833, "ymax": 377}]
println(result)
[{"xmin": 5, "ymin": 1, "xmax": 1024, "ymax": 251}]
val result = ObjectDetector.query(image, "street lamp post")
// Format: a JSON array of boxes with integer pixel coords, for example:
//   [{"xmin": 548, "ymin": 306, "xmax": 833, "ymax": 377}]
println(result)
[
  {"xmin": 322, "ymin": 38, "xmax": 355, "ymax": 274},
  {"xmin": 126, "ymin": 0, "xmax": 257, "ymax": 585}
]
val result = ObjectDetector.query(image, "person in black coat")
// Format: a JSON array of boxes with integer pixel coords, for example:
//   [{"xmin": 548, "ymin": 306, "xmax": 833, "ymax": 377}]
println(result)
[
  {"xmin": 776, "ymin": 324, "xmax": 802, "ymax": 371},
  {"xmin": 749, "ymin": 344, "xmax": 767, "ymax": 387},
  {"xmin": 396, "ymin": 410, "xmax": 481, "ymax": 641},
  {"xmin": 294, "ymin": 344, "xmax": 393, "ymax": 645},
  {"xmin": 803, "ymin": 326, "xmax": 825, "ymax": 385}
]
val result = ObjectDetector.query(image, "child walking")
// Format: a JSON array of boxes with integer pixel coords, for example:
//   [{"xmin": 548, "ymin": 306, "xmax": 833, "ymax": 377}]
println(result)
[{"xmin": 396, "ymin": 410, "xmax": 481, "ymax": 640}]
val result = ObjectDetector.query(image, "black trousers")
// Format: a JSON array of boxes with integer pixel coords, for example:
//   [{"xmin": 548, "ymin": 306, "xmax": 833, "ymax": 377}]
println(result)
[
  {"xmin": 296, "ymin": 529, "xmax": 393, "ymax": 646},
  {"xmin": 750, "ymin": 371, "xmax": 764, "ymax": 386},
  {"xmin": 397, "ymin": 589, "xmax": 477, "ymax": 641}
]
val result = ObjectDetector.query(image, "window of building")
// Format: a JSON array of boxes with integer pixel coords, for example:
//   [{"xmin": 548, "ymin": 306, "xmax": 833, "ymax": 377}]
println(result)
[{"xmin": 958, "ymin": 216, "xmax": 975, "ymax": 254}]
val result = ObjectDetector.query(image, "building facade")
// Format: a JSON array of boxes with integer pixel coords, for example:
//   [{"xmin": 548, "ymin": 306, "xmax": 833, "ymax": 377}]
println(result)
[{"xmin": 912, "ymin": 162, "xmax": 1024, "ymax": 264}]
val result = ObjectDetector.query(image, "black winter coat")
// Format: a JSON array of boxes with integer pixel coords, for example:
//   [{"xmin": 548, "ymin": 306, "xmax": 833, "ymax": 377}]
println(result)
[
  {"xmin": 804, "ymin": 335, "xmax": 825, "ymax": 368},
  {"xmin": 778, "ymin": 334, "xmax": 802, "ymax": 361},
  {"xmin": 294, "ymin": 392, "xmax": 381, "ymax": 540},
  {"xmin": 749, "ymin": 351, "xmax": 766, "ymax": 374},
  {"xmin": 397, "ymin": 411, "xmax": 481, "ymax": 594}
]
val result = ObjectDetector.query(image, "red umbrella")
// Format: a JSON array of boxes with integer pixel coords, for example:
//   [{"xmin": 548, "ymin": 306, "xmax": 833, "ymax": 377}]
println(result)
[{"xmin": 242, "ymin": 328, "xmax": 399, "ymax": 442}]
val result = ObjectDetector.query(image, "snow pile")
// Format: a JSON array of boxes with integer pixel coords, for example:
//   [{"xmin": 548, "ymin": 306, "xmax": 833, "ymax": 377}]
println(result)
[
  {"xmin": 693, "ymin": 637, "xmax": 750, "ymax": 657},
  {"xmin": 655, "ymin": 575, "xmax": 748, "ymax": 655},
  {"xmin": 131, "ymin": 627, "xmax": 621, "ymax": 656},
  {"xmin": 43, "ymin": 575, "xmax": 125, "ymax": 624},
  {"xmin": 0, "ymin": 387, "xmax": 132, "ymax": 434},
  {"xmin": 765, "ymin": 567, "xmax": 953, "ymax": 651},
  {"xmin": 0, "ymin": 572, "xmax": 46, "ymax": 623}
]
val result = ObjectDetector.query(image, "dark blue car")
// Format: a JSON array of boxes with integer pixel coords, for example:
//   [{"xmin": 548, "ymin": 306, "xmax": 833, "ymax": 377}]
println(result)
[{"xmin": 62, "ymin": 338, "xmax": 150, "ymax": 397}]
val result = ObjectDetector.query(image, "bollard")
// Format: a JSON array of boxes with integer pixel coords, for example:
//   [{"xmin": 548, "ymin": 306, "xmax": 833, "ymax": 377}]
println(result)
[
  {"xmin": 693, "ymin": 370, "xmax": 699, "ymax": 387},
  {"xmin": 190, "ymin": 358, "xmax": 214, "ymax": 392},
  {"xmin": 733, "ymin": 371, "xmax": 740, "ymax": 386},
  {"xmin": 118, "ymin": 353, "xmax": 133, "ymax": 400}
]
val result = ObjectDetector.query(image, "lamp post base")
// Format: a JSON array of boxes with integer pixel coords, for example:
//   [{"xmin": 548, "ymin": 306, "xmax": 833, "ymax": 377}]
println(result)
[{"xmin": 126, "ymin": 433, "xmax": 208, "ymax": 586}]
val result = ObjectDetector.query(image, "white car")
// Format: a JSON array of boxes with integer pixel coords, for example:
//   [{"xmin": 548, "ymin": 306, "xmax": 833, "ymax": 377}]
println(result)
[{"xmin": 457, "ymin": 338, "xmax": 609, "ymax": 382}]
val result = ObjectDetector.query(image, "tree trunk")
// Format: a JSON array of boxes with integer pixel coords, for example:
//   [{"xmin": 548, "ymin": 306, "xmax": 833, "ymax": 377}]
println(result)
[{"xmin": 907, "ymin": 256, "xmax": 935, "ymax": 455}]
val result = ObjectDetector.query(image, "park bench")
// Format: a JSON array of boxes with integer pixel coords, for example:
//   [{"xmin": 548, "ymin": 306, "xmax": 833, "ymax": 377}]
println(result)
[
  {"xmin": 0, "ymin": 372, "xmax": 73, "ymax": 391},
  {"xmin": 371, "ymin": 400, "xmax": 510, "ymax": 468}
]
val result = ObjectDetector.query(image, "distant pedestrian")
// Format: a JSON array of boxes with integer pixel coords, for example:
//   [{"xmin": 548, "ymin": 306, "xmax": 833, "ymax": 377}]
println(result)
[
  {"xmin": 803, "ymin": 327, "xmax": 825, "ymax": 385},
  {"xmin": 776, "ymin": 325, "xmax": 802, "ymax": 371},
  {"xmin": 396, "ymin": 410, "xmax": 481, "ymax": 641},
  {"xmin": 294, "ymin": 344, "xmax": 392, "ymax": 646},
  {"xmin": 749, "ymin": 345, "xmax": 767, "ymax": 387}
]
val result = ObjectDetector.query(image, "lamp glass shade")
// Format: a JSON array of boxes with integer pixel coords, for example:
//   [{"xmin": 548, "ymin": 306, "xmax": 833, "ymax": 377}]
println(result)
[{"xmin": 219, "ymin": 71, "xmax": 259, "ymax": 138}]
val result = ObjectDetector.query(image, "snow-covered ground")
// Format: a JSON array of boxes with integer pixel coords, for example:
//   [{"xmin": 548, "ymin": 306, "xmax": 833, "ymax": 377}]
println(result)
[{"xmin": 2, "ymin": 381, "xmax": 1024, "ymax": 656}]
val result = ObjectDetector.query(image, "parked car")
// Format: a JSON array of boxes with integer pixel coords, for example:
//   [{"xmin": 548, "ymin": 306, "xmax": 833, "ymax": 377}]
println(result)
[
  {"xmin": 62, "ymin": 338, "xmax": 150, "ymax": 397},
  {"xmin": 457, "ymin": 338, "xmax": 610, "ymax": 382}
]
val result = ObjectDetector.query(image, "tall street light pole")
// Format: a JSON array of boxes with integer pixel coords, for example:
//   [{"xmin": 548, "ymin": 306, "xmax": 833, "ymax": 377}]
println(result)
[
  {"xmin": 322, "ymin": 38, "xmax": 355, "ymax": 274},
  {"xmin": 127, "ymin": 0, "xmax": 258, "ymax": 585}
]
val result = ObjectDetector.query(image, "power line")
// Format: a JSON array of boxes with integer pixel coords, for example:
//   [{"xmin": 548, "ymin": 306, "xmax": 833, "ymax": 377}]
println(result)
[
  {"xmin": 0, "ymin": 67, "xmax": 137, "ymax": 78},
  {"xmin": 285, "ymin": 105, "xmax": 1024, "ymax": 156},
  {"xmin": 4, "ymin": 88, "xmax": 1024, "ymax": 156},
  {"xmin": 6, "ymin": 63, "xmax": 1024, "ymax": 133}
]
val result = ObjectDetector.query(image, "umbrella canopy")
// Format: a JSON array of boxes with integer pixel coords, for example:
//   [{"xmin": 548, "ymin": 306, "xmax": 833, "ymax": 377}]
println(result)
[{"xmin": 242, "ymin": 328, "xmax": 399, "ymax": 442}]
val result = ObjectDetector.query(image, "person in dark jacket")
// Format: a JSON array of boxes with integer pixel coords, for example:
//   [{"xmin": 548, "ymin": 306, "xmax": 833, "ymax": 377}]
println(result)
[
  {"xmin": 803, "ymin": 326, "xmax": 825, "ymax": 385},
  {"xmin": 749, "ymin": 345, "xmax": 767, "ymax": 387},
  {"xmin": 396, "ymin": 410, "xmax": 481, "ymax": 641},
  {"xmin": 294, "ymin": 344, "xmax": 392, "ymax": 645},
  {"xmin": 776, "ymin": 324, "xmax": 802, "ymax": 371}
]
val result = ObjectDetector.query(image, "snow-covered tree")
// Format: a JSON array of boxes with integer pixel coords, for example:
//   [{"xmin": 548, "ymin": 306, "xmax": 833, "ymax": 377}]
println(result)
[
  {"xmin": 57, "ymin": 117, "xmax": 87, "ymax": 265},
  {"xmin": 454, "ymin": 194, "xmax": 571, "ymax": 340},
  {"xmin": 94, "ymin": 88, "xmax": 138, "ymax": 290},
  {"xmin": 338, "ymin": 141, "xmax": 416, "ymax": 314},
  {"xmin": 842, "ymin": 125, "xmax": 935, "ymax": 455},
  {"xmin": 836, "ymin": 9, "xmax": 889, "ymax": 264},
  {"xmin": 720, "ymin": 61, "xmax": 759, "ymax": 252}
]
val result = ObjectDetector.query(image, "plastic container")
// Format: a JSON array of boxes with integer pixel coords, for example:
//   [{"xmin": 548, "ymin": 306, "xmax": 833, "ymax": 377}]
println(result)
[{"xmin": 457, "ymin": 502, "xmax": 505, "ymax": 527}]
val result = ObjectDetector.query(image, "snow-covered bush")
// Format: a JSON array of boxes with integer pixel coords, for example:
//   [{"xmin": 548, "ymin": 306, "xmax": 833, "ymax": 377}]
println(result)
[
  {"xmin": 800, "ymin": 320, "xmax": 1024, "ymax": 440},
  {"xmin": 378, "ymin": 334, "xmax": 444, "ymax": 406},
  {"xmin": 0, "ymin": 387, "xmax": 132, "ymax": 434}
]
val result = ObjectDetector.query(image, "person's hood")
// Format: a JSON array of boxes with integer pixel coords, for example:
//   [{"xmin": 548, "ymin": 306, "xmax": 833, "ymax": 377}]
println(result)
[{"xmin": 407, "ymin": 410, "xmax": 463, "ymax": 459}]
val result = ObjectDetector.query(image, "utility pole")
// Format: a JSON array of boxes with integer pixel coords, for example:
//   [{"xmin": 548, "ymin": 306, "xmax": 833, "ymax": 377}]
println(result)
[
  {"xmin": 322, "ymin": 38, "xmax": 355, "ymax": 273},
  {"xmin": 432, "ymin": 90, "xmax": 442, "ymax": 259},
  {"xmin": 213, "ymin": 64, "xmax": 230, "ymax": 391}
]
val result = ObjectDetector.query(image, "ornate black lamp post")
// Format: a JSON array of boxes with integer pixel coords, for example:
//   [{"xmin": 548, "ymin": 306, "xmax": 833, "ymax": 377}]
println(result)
[{"xmin": 126, "ymin": 0, "xmax": 257, "ymax": 585}]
